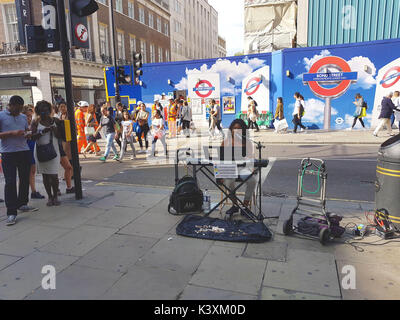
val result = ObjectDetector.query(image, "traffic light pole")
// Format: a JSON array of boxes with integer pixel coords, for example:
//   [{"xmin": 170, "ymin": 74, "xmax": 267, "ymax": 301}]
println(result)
[
  {"xmin": 109, "ymin": 0, "xmax": 120, "ymax": 103},
  {"xmin": 56, "ymin": 0, "xmax": 83, "ymax": 200}
]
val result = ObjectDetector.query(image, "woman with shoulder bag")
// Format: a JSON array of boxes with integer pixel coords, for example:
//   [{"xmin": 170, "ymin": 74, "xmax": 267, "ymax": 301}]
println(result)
[
  {"xmin": 350, "ymin": 93, "xmax": 366, "ymax": 130},
  {"xmin": 137, "ymin": 103, "xmax": 150, "ymax": 153},
  {"xmin": 31, "ymin": 101, "xmax": 62, "ymax": 207}
]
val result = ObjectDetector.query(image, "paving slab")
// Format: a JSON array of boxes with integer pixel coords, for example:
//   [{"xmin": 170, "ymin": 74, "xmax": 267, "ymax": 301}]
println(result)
[
  {"xmin": 0, "ymin": 251, "xmax": 78, "ymax": 300},
  {"xmin": 118, "ymin": 210, "xmax": 180, "ymax": 239},
  {"xmin": 75, "ymin": 234, "xmax": 158, "ymax": 273},
  {"xmin": 263, "ymin": 249, "xmax": 341, "ymax": 298},
  {"xmin": 118, "ymin": 193, "xmax": 168, "ymax": 210},
  {"xmin": 0, "ymin": 254, "xmax": 21, "ymax": 271},
  {"xmin": 179, "ymin": 285, "xmax": 257, "ymax": 300},
  {"xmin": 40, "ymin": 225, "xmax": 118, "ymax": 257},
  {"xmin": 190, "ymin": 245, "xmax": 267, "ymax": 296},
  {"xmin": 26, "ymin": 265, "xmax": 123, "ymax": 300},
  {"xmin": 0, "ymin": 218, "xmax": 38, "ymax": 243},
  {"xmin": 134, "ymin": 235, "xmax": 213, "ymax": 274},
  {"xmin": 0, "ymin": 225, "xmax": 70, "ymax": 257},
  {"xmin": 336, "ymin": 260, "xmax": 400, "ymax": 300},
  {"xmin": 85, "ymin": 206, "xmax": 148, "ymax": 229},
  {"xmin": 99, "ymin": 265, "xmax": 192, "ymax": 300},
  {"xmin": 34, "ymin": 206, "xmax": 105, "ymax": 229},
  {"xmin": 243, "ymin": 242, "xmax": 288, "ymax": 262},
  {"xmin": 261, "ymin": 286, "xmax": 340, "ymax": 300}
]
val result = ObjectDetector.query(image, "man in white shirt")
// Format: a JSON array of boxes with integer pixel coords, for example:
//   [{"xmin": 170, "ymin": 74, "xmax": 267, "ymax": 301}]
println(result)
[{"xmin": 181, "ymin": 102, "xmax": 192, "ymax": 138}]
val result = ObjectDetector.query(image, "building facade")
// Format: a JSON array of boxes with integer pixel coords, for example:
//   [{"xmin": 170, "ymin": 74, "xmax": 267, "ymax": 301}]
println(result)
[
  {"xmin": 169, "ymin": 0, "xmax": 219, "ymax": 61},
  {"xmin": 218, "ymin": 35, "xmax": 226, "ymax": 58},
  {"xmin": 297, "ymin": 0, "xmax": 400, "ymax": 48},
  {"xmin": 0, "ymin": 0, "xmax": 171, "ymax": 107}
]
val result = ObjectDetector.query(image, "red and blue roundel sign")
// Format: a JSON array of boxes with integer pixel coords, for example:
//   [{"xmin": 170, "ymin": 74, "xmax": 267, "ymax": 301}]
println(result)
[
  {"xmin": 306, "ymin": 56, "xmax": 354, "ymax": 99},
  {"xmin": 244, "ymin": 77, "xmax": 262, "ymax": 96},
  {"xmin": 380, "ymin": 66, "xmax": 400, "ymax": 89},
  {"xmin": 193, "ymin": 80, "xmax": 215, "ymax": 98}
]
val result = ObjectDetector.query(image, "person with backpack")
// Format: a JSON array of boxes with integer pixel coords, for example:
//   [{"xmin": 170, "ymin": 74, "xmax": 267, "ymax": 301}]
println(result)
[
  {"xmin": 350, "ymin": 93, "xmax": 367, "ymax": 130},
  {"xmin": 292, "ymin": 92, "xmax": 307, "ymax": 133}
]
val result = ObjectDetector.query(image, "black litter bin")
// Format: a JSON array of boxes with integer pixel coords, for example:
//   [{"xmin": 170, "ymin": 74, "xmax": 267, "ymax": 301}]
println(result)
[{"xmin": 375, "ymin": 135, "xmax": 400, "ymax": 228}]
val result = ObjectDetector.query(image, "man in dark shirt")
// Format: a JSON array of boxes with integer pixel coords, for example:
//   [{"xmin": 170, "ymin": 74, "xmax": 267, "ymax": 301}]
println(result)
[
  {"xmin": 95, "ymin": 105, "xmax": 120, "ymax": 162},
  {"xmin": 0, "ymin": 96, "xmax": 38, "ymax": 226}
]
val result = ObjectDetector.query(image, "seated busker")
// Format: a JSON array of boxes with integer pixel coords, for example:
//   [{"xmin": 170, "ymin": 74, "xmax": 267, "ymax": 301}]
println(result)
[{"xmin": 220, "ymin": 119, "xmax": 257, "ymax": 219}]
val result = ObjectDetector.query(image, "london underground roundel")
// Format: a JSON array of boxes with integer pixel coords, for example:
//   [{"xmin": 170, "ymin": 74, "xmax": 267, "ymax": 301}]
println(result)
[
  {"xmin": 75, "ymin": 24, "xmax": 88, "ymax": 43},
  {"xmin": 244, "ymin": 77, "xmax": 262, "ymax": 96},
  {"xmin": 194, "ymin": 80, "xmax": 215, "ymax": 98},
  {"xmin": 307, "ymin": 56, "xmax": 353, "ymax": 99},
  {"xmin": 380, "ymin": 66, "xmax": 400, "ymax": 89}
]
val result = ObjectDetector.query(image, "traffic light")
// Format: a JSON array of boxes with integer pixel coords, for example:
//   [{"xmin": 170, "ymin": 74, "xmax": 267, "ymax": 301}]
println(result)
[
  {"xmin": 69, "ymin": 0, "xmax": 99, "ymax": 48},
  {"xmin": 117, "ymin": 67, "xmax": 132, "ymax": 86},
  {"xmin": 132, "ymin": 52, "xmax": 143, "ymax": 86}
]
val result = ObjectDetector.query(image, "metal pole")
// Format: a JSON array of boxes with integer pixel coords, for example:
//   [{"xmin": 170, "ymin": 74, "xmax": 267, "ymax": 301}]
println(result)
[
  {"xmin": 324, "ymin": 97, "xmax": 332, "ymax": 130},
  {"xmin": 56, "ymin": 0, "xmax": 83, "ymax": 200},
  {"xmin": 109, "ymin": 0, "xmax": 120, "ymax": 103}
]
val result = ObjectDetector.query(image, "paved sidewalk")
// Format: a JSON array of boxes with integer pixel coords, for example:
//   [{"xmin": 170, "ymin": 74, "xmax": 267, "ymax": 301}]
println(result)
[{"xmin": 0, "ymin": 180, "xmax": 398, "ymax": 300}]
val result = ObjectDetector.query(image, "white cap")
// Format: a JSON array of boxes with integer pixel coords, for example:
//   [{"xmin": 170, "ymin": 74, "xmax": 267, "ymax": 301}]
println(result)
[
  {"xmin": 137, "ymin": 101, "xmax": 143, "ymax": 105},
  {"xmin": 77, "ymin": 101, "xmax": 89, "ymax": 107}
]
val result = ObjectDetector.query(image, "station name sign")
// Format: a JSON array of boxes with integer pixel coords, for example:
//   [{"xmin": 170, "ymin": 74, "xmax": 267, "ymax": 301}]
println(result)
[{"xmin": 303, "ymin": 72, "xmax": 358, "ymax": 82}]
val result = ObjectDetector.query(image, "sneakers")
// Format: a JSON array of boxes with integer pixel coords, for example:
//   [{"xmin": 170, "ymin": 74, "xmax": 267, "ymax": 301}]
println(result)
[
  {"xmin": 31, "ymin": 191, "xmax": 45, "ymax": 199},
  {"xmin": 112, "ymin": 155, "xmax": 120, "ymax": 161},
  {"xmin": 6, "ymin": 215, "xmax": 16, "ymax": 226},
  {"xmin": 66, "ymin": 187, "xmax": 75, "ymax": 194},
  {"xmin": 18, "ymin": 205, "xmax": 38, "ymax": 213},
  {"xmin": 99, "ymin": 156, "xmax": 107, "ymax": 162},
  {"xmin": 226, "ymin": 205, "xmax": 239, "ymax": 218}
]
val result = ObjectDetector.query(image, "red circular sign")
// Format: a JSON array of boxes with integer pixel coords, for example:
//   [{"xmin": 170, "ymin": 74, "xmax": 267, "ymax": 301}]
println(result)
[
  {"xmin": 245, "ymin": 77, "xmax": 262, "ymax": 96},
  {"xmin": 194, "ymin": 80, "xmax": 214, "ymax": 98},
  {"xmin": 381, "ymin": 67, "xmax": 400, "ymax": 89},
  {"xmin": 308, "ymin": 56, "xmax": 352, "ymax": 99},
  {"xmin": 75, "ymin": 24, "xmax": 88, "ymax": 43}
]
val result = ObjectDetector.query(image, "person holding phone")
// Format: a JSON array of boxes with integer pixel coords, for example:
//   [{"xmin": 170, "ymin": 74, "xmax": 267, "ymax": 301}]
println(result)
[{"xmin": 0, "ymin": 96, "xmax": 39, "ymax": 225}]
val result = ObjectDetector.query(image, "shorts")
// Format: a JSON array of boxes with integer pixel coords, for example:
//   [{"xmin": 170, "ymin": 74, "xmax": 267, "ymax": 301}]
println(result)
[
  {"xmin": 27, "ymin": 139, "xmax": 36, "ymax": 165},
  {"xmin": 87, "ymin": 135, "xmax": 97, "ymax": 143}
]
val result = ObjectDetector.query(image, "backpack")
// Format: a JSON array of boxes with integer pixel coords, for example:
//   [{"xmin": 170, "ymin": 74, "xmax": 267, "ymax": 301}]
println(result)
[
  {"xmin": 168, "ymin": 176, "xmax": 204, "ymax": 215},
  {"xmin": 362, "ymin": 101, "xmax": 368, "ymax": 110}
]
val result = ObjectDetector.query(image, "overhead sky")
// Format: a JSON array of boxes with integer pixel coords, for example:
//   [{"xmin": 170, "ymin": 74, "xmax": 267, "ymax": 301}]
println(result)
[{"xmin": 208, "ymin": 0, "xmax": 244, "ymax": 57}]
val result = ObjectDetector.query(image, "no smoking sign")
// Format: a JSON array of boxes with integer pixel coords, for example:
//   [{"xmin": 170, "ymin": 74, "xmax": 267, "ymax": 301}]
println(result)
[{"xmin": 74, "ymin": 23, "xmax": 88, "ymax": 43}]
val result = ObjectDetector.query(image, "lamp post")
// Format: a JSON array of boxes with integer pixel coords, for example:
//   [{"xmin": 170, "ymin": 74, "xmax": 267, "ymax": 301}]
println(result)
[{"xmin": 109, "ymin": 0, "xmax": 120, "ymax": 104}]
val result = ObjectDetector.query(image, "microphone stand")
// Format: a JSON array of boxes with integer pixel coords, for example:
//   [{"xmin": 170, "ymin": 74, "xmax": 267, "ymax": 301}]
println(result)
[{"xmin": 235, "ymin": 133, "xmax": 266, "ymax": 220}]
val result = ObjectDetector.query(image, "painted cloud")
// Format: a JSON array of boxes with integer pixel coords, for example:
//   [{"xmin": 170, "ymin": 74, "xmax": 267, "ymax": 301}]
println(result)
[{"xmin": 175, "ymin": 57, "xmax": 266, "ymax": 95}]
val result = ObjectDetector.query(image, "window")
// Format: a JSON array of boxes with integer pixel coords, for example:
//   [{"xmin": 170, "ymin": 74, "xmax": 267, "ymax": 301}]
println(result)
[
  {"xmin": 128, "ymin": 1, "xmax": 134, "ymax": 19},
  {"xmin": 164, "ymin": 22, "xmax": 169, "ymax": 36},
  {"xmin": 157, "ymin": 17, "xmax": 162, "ymax": 32},
  {"xmin": 140, "ymin": 39, "xmax": 147, "ymax": 63},
  {"xmin": 165, "ymin": 50, "xmax": 170, "ymax": 62},
  {"xmin": 4, "ymin": 4, "xmax": 19, "ymax": 43},
  {"xmin": 115, "ymin": 0, "xmax": 123, "ymax": 13},
  {"xmin": 139, "ymin": 6, "xmax": 145, "ymax": 24},
  {"xmin": 99, "ymin": 25, "xmax": 109, "ymax": 56},
  {"xmin": 148, "ymin": 13, "xmax": 154, "ymax": 29},
  {"xmin": 97, "ymin": 0, "xmax": 107, "ymax": 5},
  {"xmin": 117, "ymin": 32, "xmax": 125, "ymax": 59},
  {"xmin": 158, "ymin": 47, "xmax": 163, "ymax": 62},
  {"xmin": 130, "ymin": 36, "xmax": 136, "ymax": 58},
  {"xmin": 150, "ymin": 44, "xmax": 155, "ymax": 63}
]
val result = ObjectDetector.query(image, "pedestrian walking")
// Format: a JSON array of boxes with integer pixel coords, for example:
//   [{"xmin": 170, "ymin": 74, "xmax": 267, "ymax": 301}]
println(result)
[
  {"xmin": 119, "ymin": 110, "xmax": 136, "ymax": 161},
  {"xmin": 248, "ymin": 100, "xmax": 260, "ymax": 132},
  {"xmin": 95, "ymin": 105, "xmax": 120, "ymax": 162},
  {"xmin": 177, "ymin": 100, "xmax": 184, "ymax": 136},
  {"xmin": 181, "ymin": 101, "xmax": 192, "ymax": 138},
  {"xmin": 274, "ymin": 97, "xmax": 288, "ymax": 133},
  {"xmin": 392, "ymin": 91, "xmax": 400, "ymax": 132},
  {"xmin": 373, "ymin": 93, "xmax": 400, "ymax": 137},
  {"xmin": 0, "ymin": 96, "xmax": 38, "ymax": 226},
  {"xmin": 350, "ymin": 94, "xmax": 367, "ymax": 130},
  {"xmin": 168, "ymin": 99, "xmax": 178, "ymax": 138},
  {"xmin": 31, "ymin": 101, "xmax": 62, "ymax": 207},
  {"xmin": 75, "ymin": 101, "xmax": 88, "ymax": 153},
  {"xmin": 83, "ymin": 104, "xmax": 101, "ymax": 156},
  {"xmin": 209, "ymin": 99, "xmax": 224, "ymax": 138},
  {"xmin": 150, "ymin": 110, "xmax": 168, "ymax": 157},
  {"xmin": 23, "ymin": 105, "xmax": 45, "ymax": 200},
  {"xmin": 292, "ymin": 92, "xmax": 307, "ymax": 133},
  {"xmin": 136, "ymin": 103, "xmax": 150, "ymax": 153}
]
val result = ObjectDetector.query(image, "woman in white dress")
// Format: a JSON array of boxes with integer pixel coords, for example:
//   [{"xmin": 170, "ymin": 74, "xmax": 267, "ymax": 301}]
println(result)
[
  {"xmin": 31, "ymin": 101, "xmax": 62, "ymax": 207},
  {"xmin": 150, "ymin": 109, "xmax": 168, "ymax": 157}
]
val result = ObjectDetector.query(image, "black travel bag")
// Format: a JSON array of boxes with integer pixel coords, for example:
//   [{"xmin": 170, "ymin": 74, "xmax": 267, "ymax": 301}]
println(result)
[{"xmin": 168, "ymin": 175, "xmax": 203, "ymax": 215}]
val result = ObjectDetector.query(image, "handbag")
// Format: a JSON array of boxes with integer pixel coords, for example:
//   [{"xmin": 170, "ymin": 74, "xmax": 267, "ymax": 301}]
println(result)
[
  {"xmin": 85, "ymin": 126, "xmax": 95, "ymax": 135},
  {"xmin": 36, "ymin": 130, "xmax": 58, "ymax": 163}
]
